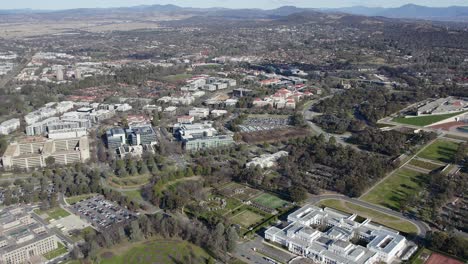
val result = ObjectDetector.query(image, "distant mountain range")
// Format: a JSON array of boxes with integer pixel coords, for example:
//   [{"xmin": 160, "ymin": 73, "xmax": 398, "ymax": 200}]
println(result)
[{"xmin": 0, "ymin": 4, "xmax": 467, "ymax": 22}]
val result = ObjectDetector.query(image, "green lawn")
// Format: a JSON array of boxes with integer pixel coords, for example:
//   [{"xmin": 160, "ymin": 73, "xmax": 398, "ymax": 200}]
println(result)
[
  {"xmin": 35, "ymin": 207, "xmax": 71, "ymax": 221},
  {"xmin": 230, "ymin": 209, "xmax": 265, "ymax": 228},
  {"xmin": 122, "ymin": 190, "xmax": 143, "ymax": 201},
  {"xmin": 408, "ymin": 159, "xmax": 444, "ymax": 171},
  {"xmin": 162, "ymin": 74, "xmax": 193, "ymax": 82},
  {"xmin": 362, "ymin": 168, "xmax": 426, "ymax": 211},
  {"xmin": 99, "ymin": 239, "xmax": 211, "ymax": 264},
  {"xmin": 43, "ymin": 242, "xmax": 67, "ymax": 260},
  {"xmin": 393, "ymin": 111, "xmax": 467, "ymax": 126},
  {"xmin": 253, "ymin": 193, "xmax": 288, "ymax": 209},
  {"xmin": 66, "ymin": 194, "xmax": 97, "ymax": 205},
  {"xmin": 417, "ymin": 140, "xmax": 459, "ymax": 163},
  {"xmin": 318, "ymin": 199, "xmax": 418, "ymax": 234},
  {"xmin": 411, "ymin": 248, "xmax": 433, "ymax": 264}
]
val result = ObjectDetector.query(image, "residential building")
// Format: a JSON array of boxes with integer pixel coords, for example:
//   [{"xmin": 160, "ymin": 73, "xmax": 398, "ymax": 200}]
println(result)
[
  {"xmin": 0, "ymin": 206, "xmax": 63, "ymax": 264},
  {"xmin": 189, "ymin": 108, "xmax": 210, "ymax": 119},
  {"xmin": 265, "ymin": 205, "xmax": 416, "ymax": 264},
  {"xmin": 1, "ymin": 137, "xmax": 90, "ymax": 170},
  {"xmin": 211, "ymin": 110, "xmax": 228, "ymax": 117},
  {"xmin": 0, "ymin": 119, "xmax": 20, "ymax": 135},
  {"xmin": 177, "ymin": 116, "xmax": 194, "ymax": 124}
]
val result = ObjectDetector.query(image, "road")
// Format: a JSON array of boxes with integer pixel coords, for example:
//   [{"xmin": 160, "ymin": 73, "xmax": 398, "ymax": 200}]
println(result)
[
  {"xmin": 306, "ymin": 194, "xmax": 430, "ymax": 237},
  {"xmin": 301, "ymin": 97, "xmax": 358, "ymax": 149}
]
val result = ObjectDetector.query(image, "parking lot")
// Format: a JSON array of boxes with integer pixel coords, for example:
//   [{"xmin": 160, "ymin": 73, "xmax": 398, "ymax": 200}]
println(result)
[
  {"xmin": 70, "ymin": 195, "xmax": 136, "ymax": 230},
  {"xmin": 239, "ymin": 116, "xmax": 291, "ymax": 132}
]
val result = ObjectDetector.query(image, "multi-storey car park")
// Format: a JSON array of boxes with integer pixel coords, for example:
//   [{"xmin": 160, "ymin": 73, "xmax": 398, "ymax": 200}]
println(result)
[{"xmin": 265, "ymin": 205, "xmax": 418, "ymax": 264}]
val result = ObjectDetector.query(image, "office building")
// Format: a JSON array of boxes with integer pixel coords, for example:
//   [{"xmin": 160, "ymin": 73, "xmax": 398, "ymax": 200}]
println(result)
[
  {"xmin": 247, "ymin": 151, "xmax": 288, "ymax": 168},
  {"xmin": 0, "ymin": 119, "xmax": 20, "ymax": 135},
  {"xmin": 0, "ymin": 206, "xmax": 63, "ymax": 264},
  {"xmin": 174, "ymin": 122, "xmax": 234, "ymax": 151},
  {"xmin": 1, "ymin": 137, "xmax": 90, "ymax": 170},
  {"xmin": 106, "ymin": 128, "xmax": 126, "ymax": 149},
  {"xmin": 126, "ymin": 125, "xmax": 157, "ymax": 146},
  {"xmin": 189, "ymin": 108, "xmax": 210, "ymax": 119},
  {"xmin": 265, "ymin": 205, "xmax": 416, "ymax": 264}
]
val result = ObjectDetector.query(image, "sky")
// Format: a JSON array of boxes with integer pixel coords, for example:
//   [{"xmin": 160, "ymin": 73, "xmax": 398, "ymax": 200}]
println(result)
[{"xmin": 1, "ymin": 0, "xmax": 468, "ymax": 10}]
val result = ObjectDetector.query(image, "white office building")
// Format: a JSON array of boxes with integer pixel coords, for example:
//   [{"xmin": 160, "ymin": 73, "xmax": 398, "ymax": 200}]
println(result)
[
  {"xmin": 265, "ymin": 205, "xmax": 416, "ymax": 264},
  {"xmin": 0, "ymin": 119, "xmax": 20, "ymax": 135}
]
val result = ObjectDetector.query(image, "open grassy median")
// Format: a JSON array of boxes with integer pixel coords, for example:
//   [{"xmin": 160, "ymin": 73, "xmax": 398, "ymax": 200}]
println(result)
[
  {"xmin": 361, "ymin": 167, "xmax": 427, "ymax": 211},
  {"xmin": 99, "ymin": 239, "xmax": 211, "ymax": 264},
  {"xmin": 392, "ymin": 111, "xmax": 466, "ymax": 127},
  {"xmin": 317, "ymin": 199, "xmax": 418, "ymax": 234},
  {"xmin": 417, "ymin": 139, "xmax": 459, "ymax": 163}
]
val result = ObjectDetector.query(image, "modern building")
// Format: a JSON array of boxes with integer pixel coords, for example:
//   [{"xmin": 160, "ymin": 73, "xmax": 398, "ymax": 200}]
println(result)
[
  {"xmin": 0, "ymin": 119, "xmax": 20, "ymax": 135},
  {"xmin": 126, "ymin": 125, "xmax": 157, "ymax": 146},
  {"xmin": 177, "ymin": 116, "xmax": 194, "ymax": 124},
  {"xmin": 106, "ymin": 128, "xmax": 126, "ymax": 149},
  {"xmin": 211, "ymin": 110, "xmax": 228, "ymax": 117},
  {"xmin": 265, "ymin": 205, "xmax": 416, "ymax": 264},
  {"xmin": 0, "ymin": 207, "xmax": 64, "ymax": 264},
  {"xmin": 1, "ymin": 137, "xmax": 90, "ymax": 170},
  {"xmin": 174, "ymin": 122, "xmax": 234, "ymax": 151}
]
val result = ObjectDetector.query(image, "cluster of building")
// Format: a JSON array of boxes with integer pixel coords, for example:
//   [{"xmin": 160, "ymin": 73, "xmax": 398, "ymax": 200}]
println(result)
[
  {"xmin": 0, "ymin": 206, "xmax": 65, "ymax": 264},
  {"xmin": 253, "ymin": 88, "xmax": 313, "ymax": 110},
  {"xmin": 265, "ymin": 205, "xmax": 417, "ymax": 264},
  {"xmin": 416, "ymin": 97, "xmax": 468, "ymax": 116},
  {"xmin": 106, "ymin": 125, "xmax": 157, "ymax": 158},
  {"xmin": 246, "ymin": 151, "xmax": 288, "ymax": 168},
  {"xmin": 1, "ymin": 136, "xmax": 90, "ymax": 170},
  {"xmin": 173, "ymin": 121, "xmax": 234, "ymax": 151},
  {"xmin": 181, "ymin": 75, "xmax": 237, "ymax": 92}
]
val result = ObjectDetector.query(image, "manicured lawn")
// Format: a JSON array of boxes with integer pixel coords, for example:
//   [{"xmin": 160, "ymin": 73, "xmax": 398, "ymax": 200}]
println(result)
[
  {"xmin": 253, "ymin": 193, "xmax": 288, "ymax": 209},
  {"xmin": 362, "ymin": 168, "xmax": 426, "ymax": 211},
  {"xmin": 408, "ymin": 159, "xmax": 444, "ymax": 171},
  {"xmin": 43, "ymin": 242, "xmax": 67, "ymax": 260},
  {"xmin": 99, "ymin": 239, "xmax": 211, "ymax": 264},
  {"xmin": 392, "ymin": 111, "xmax": 467, "ymax": 126},
  {"xmin": 230, "ymin": 209, "xmax": 265, "ymax": 228},
  {"xmin": 417, "ymin": 140, "xmax": 459, "ymax": 163},
  {"xmin": 35, "ymin": 207, "xmax": 70, "ymax": 221},
  {"xmin": 122, "ymin": 190, "xmax": 143, "ymax": 201},
  {"xmin": 66, "ymin": 193, "xmax": 97, "ymax": 205},
  {"xmin": 411, "ymin": 248, "xmax": 433, "ymax": 264},
  {"xmin": 318, "ymin": 199, "xmax": 418, "ymax": 234},
  {"xmin": 162, "ymin": 74, "xmax": 193, "ymax": 82},
  {"xmin": 110, "ymin": 175, "xmax": 151, "ymax": 188}
]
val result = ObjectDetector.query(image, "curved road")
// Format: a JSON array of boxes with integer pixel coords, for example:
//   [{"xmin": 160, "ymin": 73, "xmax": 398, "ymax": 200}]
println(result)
[{"xmin": 307, "ymin": 194, "xmax": 430, "ymax": 237}]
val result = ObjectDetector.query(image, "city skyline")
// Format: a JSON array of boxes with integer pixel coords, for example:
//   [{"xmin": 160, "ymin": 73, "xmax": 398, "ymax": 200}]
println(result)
[{"xmin": 1, "ymin": 0, "xmax": 467, "ymax": 10}]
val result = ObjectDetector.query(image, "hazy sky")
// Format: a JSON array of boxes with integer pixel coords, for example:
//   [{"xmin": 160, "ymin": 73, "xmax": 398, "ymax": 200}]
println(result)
[{"xmin": 1, "ymin": 0, "xmax": 468, "ymax": 10}]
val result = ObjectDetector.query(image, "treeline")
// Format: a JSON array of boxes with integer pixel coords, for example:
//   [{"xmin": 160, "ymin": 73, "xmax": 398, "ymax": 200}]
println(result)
[
  {"xmin": 280, "ymin": 135, "xmax": 393, "ymax": 197},
  {"xmin": 348, "ymin": 128, "xmax": 437, "ymax": 156},
  {"xmin": 77, "ymin": 214, "xmax": 238, "ymax": 263},
  {"xmin": 426, "ymin": 231, "xmax": 468, "ymax": 260}
]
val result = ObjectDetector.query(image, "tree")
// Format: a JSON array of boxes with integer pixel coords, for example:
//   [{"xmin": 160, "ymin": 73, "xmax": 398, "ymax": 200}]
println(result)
[
  {"xmin": 45, "ymin": 156, "xmax": 55, "ymax": 167},
  {"xmin": 226, "ymin": 226, "xmax": 239, "ymax": 252},
  {"xmin": 289, "ymin": 186, "xmax": 308, "ymax": 202}
]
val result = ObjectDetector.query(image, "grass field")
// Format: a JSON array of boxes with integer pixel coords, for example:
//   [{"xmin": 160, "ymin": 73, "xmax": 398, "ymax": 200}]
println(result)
[
  {"xmin": 35, "ymin": 207, "xmax": 70, "ymax": 222},
  {"xmin": 122, "ymin": 190, "xmax": 143, "ymax": 201},
  {"xmin": 66, "ymin": 194, "xmax": 97, "ymax": 205},
  {"xmin": 393, "ymin": 111, "xmax": 466, "ymax": 127},
  {"xmin": 362, "ymin": 168, "xmax": 426, "ymax": 211},
  {"xmin": 230, "ymin": 209, "xmax": 265, "ymax": 228},
  {"xmin": 43, "ymin": 242, "xmax": 67, "ymax": 260},
  {"xmin": 318, "ymin": 199, "xmax": 418, "ymax": 234},
  {"xmin": 409, "ymin": 159, "xmax": 444, "ymax": 171},
  {"xmin": 110, "ymin": 175, "xmax": 151, "ymax": 188},
  {"xmin": 253, "ymin": 193, "xmax": 288, "ymax": 209},
  {"xmin": 99, "ymin": 239, "xmax": 211, "ymax": 264},
  {"xmin": 417, "ymin": 140, "xmax": 459, "ymax": 163}
]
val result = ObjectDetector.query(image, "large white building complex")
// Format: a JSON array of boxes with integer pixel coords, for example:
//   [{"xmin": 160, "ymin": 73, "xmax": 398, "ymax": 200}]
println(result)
[
  {"xmin": 0, "ymin": 207, "xmax": 63, "ymax": 264},
  {"xmin": 265, "ymin": 205, "xmax": 417, "ymax": 264},
  {"xmin": 1, "ymin": 136, "xmax": 90, "ymax": 170}
]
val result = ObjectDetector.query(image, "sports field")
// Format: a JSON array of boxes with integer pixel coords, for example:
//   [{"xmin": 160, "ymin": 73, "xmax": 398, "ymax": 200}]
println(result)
[
  {"xmin": 392, "ymin": 111, "xmax": 466, "ymax": 127},
  {"xmin": 318, "ymin": 199, "xmax": 418, "ymax": 234},
  {"xmin": 99, "ymin": 239, "xmax": 211, "ymax": 264},
  {"xmin": 417, "ymin": 140, "xmax": 459, "ymax": 163},
  {"xmin": 230, "ymin": 209, "xmax": 265, "ymax": 228},
  {"xmin": 362, "ymin": 167, "xmax": 426, "ymax": 211},
  {"xmin": 253, "ymin": 193, "xmax": 288, "ymax": 209}
]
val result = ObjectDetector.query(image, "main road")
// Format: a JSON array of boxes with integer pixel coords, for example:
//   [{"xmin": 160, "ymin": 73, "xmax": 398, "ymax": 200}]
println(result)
[{"xmin": 306, "ymin": 194, "xmax": 430, "ymax": 237}]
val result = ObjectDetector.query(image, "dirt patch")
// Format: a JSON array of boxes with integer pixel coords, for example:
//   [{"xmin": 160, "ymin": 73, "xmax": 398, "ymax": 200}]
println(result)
[
  {"xmin": 240, "ymin": 127, "xmax": 310, "ymax": 143},
  {"xmin": 101, "ymin": 251, "xmax": 114, "ymax": 259}
]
